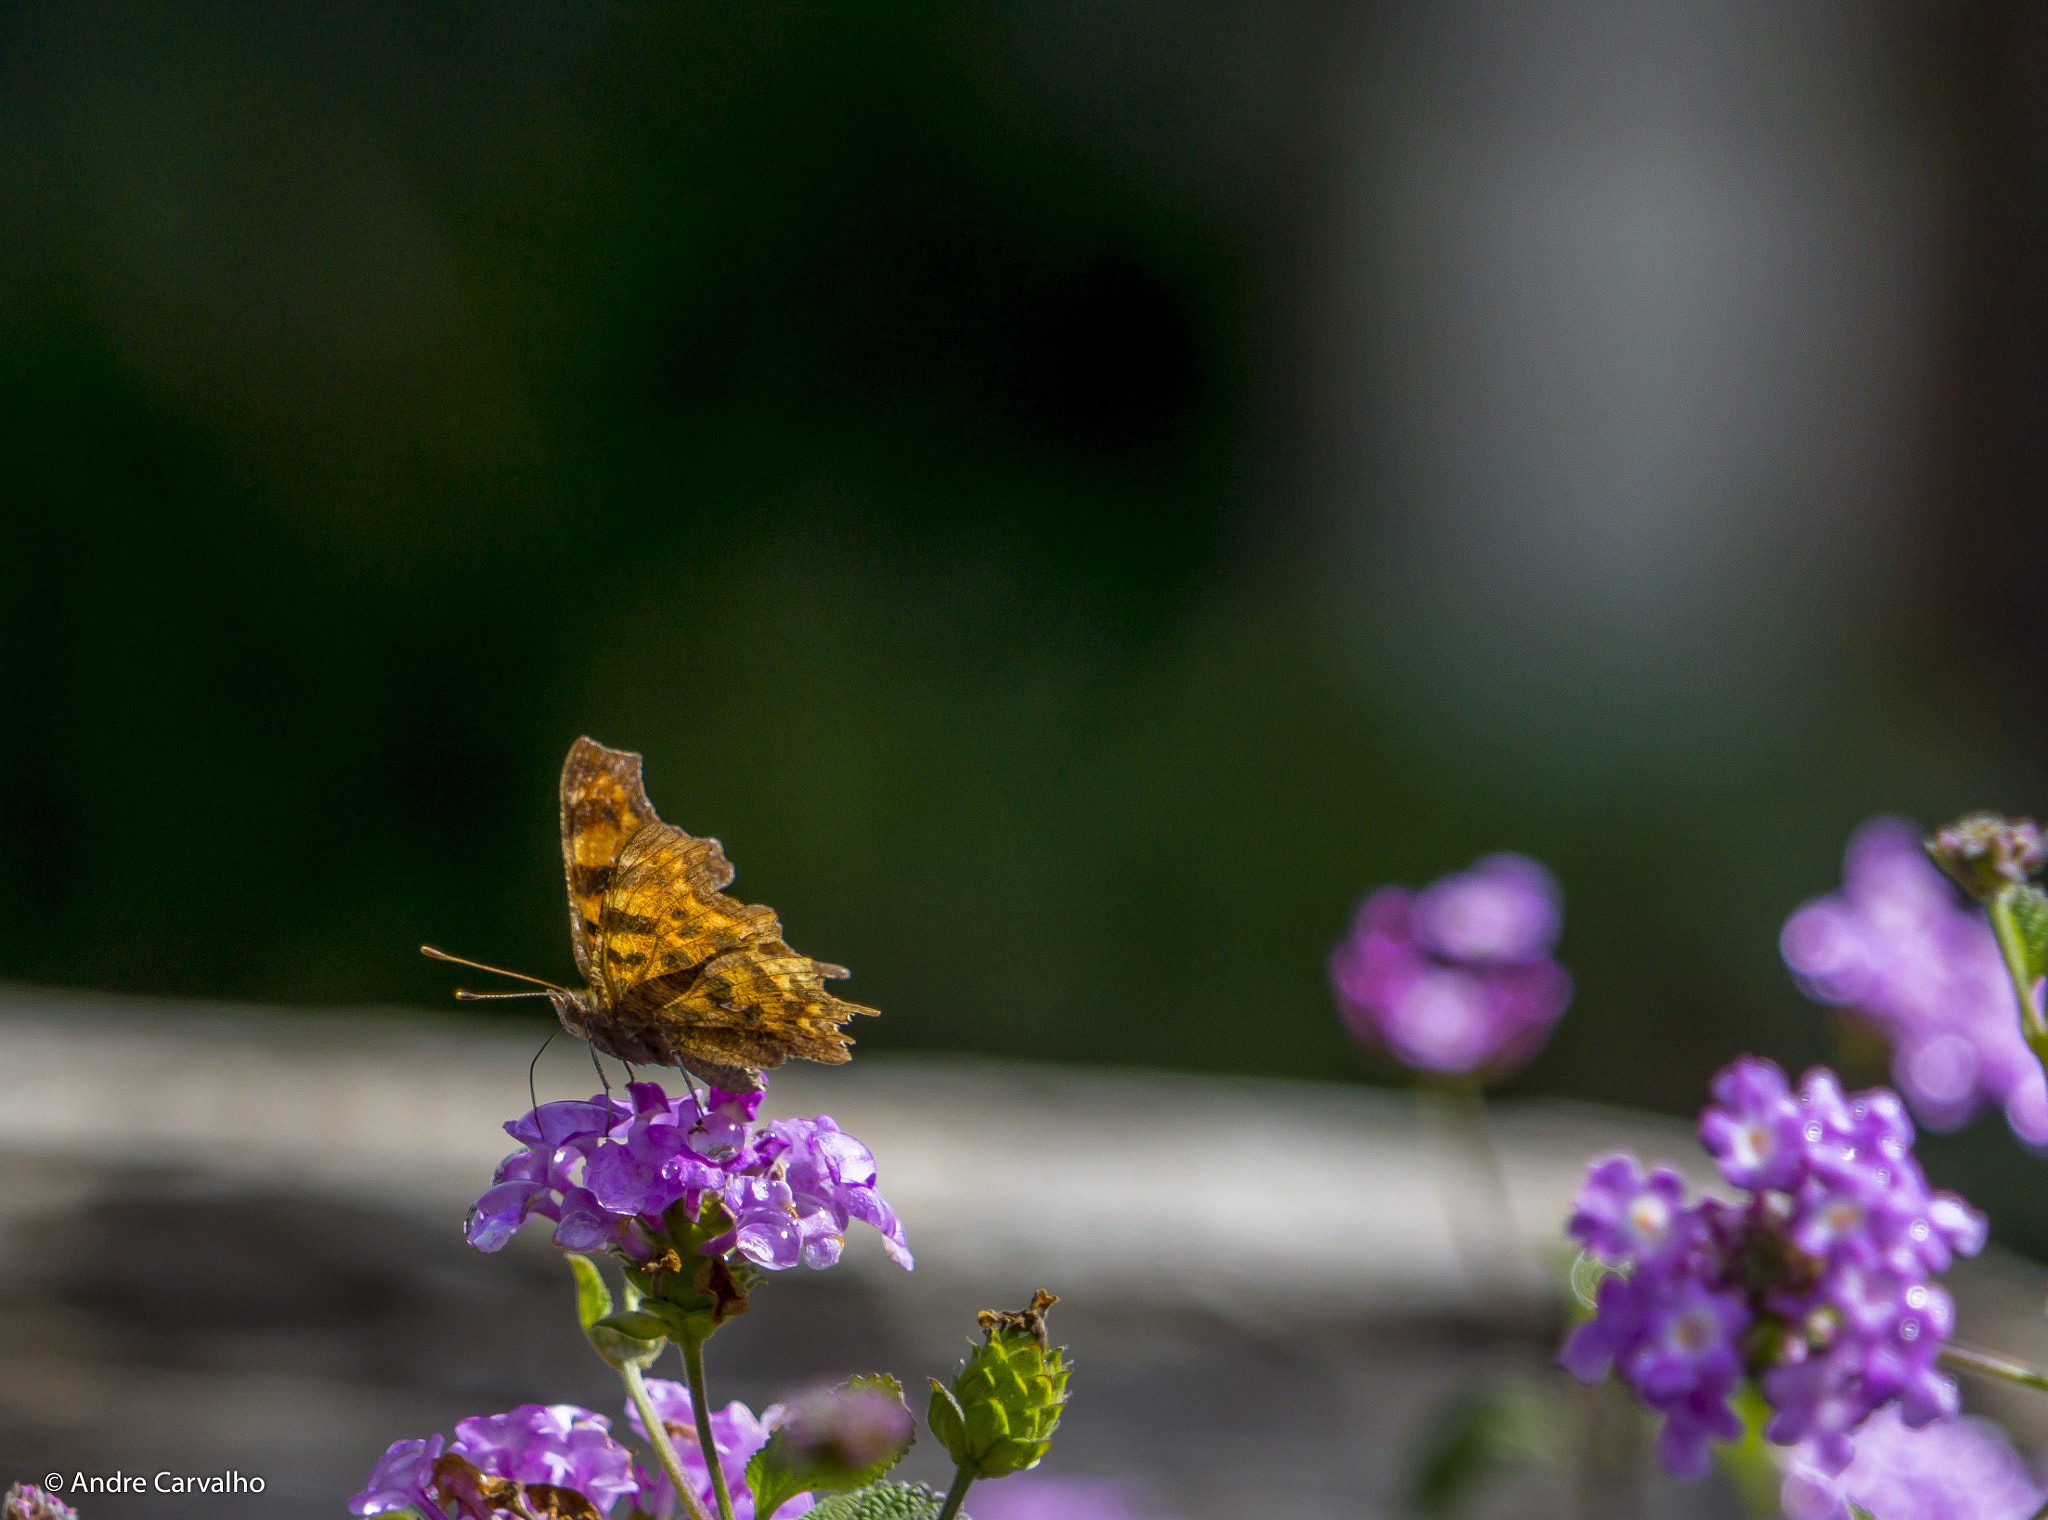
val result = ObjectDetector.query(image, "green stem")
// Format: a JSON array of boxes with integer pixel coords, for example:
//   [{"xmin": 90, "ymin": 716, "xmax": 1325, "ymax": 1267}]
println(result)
[
  {"xmin": 1938, "ymin": 1339, "xmax": 2048, "ymax": 1398},
  {"xmin": 1417, "ymin": 1084, "xmax": 1534, "ymax": 1321},
  {"xmin": 621, "ymin": 1362, "xmax": 713, "ymax": 1520},
  {"xmin": 680, "ymin": 1333, "xmax": 737, "ymax": 1520},
  {"xmin": 935, "ymin": 1465, "xmax": 976, "ymax": 1520},
  {"xmin": 1988, "ymin": 893, "xmax": 2048, "ymax": 1040}
]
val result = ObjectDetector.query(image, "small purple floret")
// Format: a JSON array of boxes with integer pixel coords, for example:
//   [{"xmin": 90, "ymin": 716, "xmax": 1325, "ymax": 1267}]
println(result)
[
  {"xmin": 465, "ymin": 1081, "xmax": 912, "ymax": 1274},
  {"xmin": 1330, "ymin": 853, "xmax": 1572, "ymax": 1077},
  {"xmin": 1562, "ymin": 1057, "xmax": 1986, "ymax": 1483}
]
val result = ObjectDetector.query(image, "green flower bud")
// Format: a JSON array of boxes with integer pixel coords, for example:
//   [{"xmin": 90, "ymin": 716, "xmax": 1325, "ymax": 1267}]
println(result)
[
  {"xmin": 1927, "ymin": 813, "xmax": 2046, "ymax": 902},
  {"xmin": 927, "ymin": 1289, "xmax": 1070, "ymax": 1479}
]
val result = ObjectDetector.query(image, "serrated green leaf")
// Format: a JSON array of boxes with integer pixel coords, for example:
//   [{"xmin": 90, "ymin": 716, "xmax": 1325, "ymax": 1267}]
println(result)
[
  {"xmin": 744, "ymin": 1375, "xmax": 915, "ymax": 1518},
  {"xmin": 804, "ymin": 1481, "xmax": 954, "ymax": 1520}
]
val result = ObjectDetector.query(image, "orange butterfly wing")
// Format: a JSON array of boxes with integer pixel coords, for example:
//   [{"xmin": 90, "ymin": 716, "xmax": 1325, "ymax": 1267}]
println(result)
[
  {"xmin": 560, "ymin": 736, "xmax": 661, "ymax": 981},
  {"xmin": 558, "ymin": 737, "xmax": 877, "ymax": 1085}
]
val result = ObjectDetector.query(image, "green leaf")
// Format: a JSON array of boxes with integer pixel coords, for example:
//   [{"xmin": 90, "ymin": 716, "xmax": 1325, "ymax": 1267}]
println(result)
[
  {"xmin": 1408, "ymin": 1381, "xmax": 1563, "ymax": 1517},
  {"xmin": 568, "ymin": 1255, "xmax": 664, "ymax": 1372},
  {"xmin": 570, "ymin": 1253, "xmax": 614, "ymax": 1328},
  {"xmin": 1846, "ymin": 1505, "xmax": 1877, "ymax": 1520},
  {"xmin": 927, "ymin": 1380, "xmax": 968, "ymax": 1464},
  {"xmin": 803, "ymin": 1482, "xmax": 953, "ymax": 1520},
  {"xmin": 2011, "ymin": 885, "xmax": 2048, "ymax": 981},
  {"xmin": 596, "ymin": 1308, "xmax": 685, "ymax": 1343},
  {"xmin": 745, "ymin": 1375, "xmax": 916, "ymax": 1519}
]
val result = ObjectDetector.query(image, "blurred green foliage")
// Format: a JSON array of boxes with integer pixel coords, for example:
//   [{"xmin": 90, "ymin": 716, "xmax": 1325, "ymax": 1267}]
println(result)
[{"xmin": 3, "ymin": 0, "xmax": 2046, "ymax": 1242}]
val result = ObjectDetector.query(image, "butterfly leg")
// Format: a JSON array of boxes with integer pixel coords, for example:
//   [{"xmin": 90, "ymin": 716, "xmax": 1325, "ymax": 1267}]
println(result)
[
  {"xmin": 676, "ymin": 1066, "xmax": 711, "ymax": 1128},
  {"xmin": 527, "ymin": 1027, "xmax": 562, "ymax": 1141},
  {"xmin": 588, "ymin": 1041, "xmax": 616, "ymax": 1119}
]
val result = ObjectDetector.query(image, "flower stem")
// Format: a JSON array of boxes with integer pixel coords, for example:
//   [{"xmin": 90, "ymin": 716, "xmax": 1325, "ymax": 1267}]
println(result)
[
  {"xmin": 1938, "ymin": 1339, "xmax": 2048, "ymax": 1397},
  {"xmin": 1417, "ymin": 1085, "xmax": 1534, "ymax": 1322},
  {"xmin": 621, "ymin": 1362, "xmax": 714, "ymax": 1520},
  {"xmin": 935, "ymin": 1465, "xmax": 976, "ymax": 1520},
  {"xmin": 680, "ymin": 1332, "xmax": 738, "ymax": 1520}
]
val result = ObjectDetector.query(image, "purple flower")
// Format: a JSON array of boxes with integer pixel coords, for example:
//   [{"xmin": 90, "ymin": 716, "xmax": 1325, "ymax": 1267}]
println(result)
[
  {"xmin": 1330, "ymin": 853, "xmax": 1572, "ymax": 1078},
  {"xmin": 349, "ymin": 1405, "xmax": 639, "ymax": 1520},
  {"xmin": 1783, "ymin": 817, "xmax": 2048, "ymax": 1144},
  {"xmin": 3, "ymin": 1488, "xmax": 78, "ymax": 1520},
  {"xmin": 1561, "ymin": 1057, "xmax": 1986, "ymax": 1482},
  {"xmin": 351, "ymin": 1435, "xmax": 449, "ymax": 1518},
  {"xmin": 1412, "ymin": 853, "xmax": 1563, "ymax": 963},
  {"xmin": 465, "ymin": 1081, "xmax": 911, "ymax": 1273},
  {"xmin": 763, "ymin": 1117, "xmax": 914, "ymax": 1270},
  {"xmin": 1779, "ymin": 1406, "xmax": 2044, "ymax": 1520},
  {"xmin": 967, "ymin": 1474, "xmax": 1181, "ymax": 1520},
  {"xmin": 624, "ymin": 1379, "xmax": 813, "ymax": 1520},
  {"xmin": 771, "ymin": 1385, "xmax": 916, "ymax": 1471}
]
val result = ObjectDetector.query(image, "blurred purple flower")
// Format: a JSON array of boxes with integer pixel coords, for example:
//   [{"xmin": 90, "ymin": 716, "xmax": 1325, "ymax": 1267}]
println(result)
[
  {"xmin": 967, "ymin": 1474, "xmax": 1179, "ymax": 1520},
  {"xmin": 348, "ymin": 1404, "xmax": 639, "ymax": 1520},
  {"xmin": 624, "ymin": 1379, "xmax": 813, "ymax": 1520},
  {"xmin": 1330, "ymin": 853, "xmax": 1571, "ymax": 1077},
  {"xmin": 771, "ymin": 1384, "xmax": 915, "ymax": 1472},
  {"xmin": 1779, "ymin": 1406, "xmax": 2043, "ymax": 1520},
  {"xmin": 1562, "ymin": 1057, "xmax": 1985, "ymax": 1481},
  {"xmin": 464, "ymin": 1081, "xmax": 911, "ymax": 1272},
  {"xmin": 3, "ymin": 1488, "xmax": 78, "ymax": 1520},
  {"xmin": 1782, "ymin": 817, "xmax": 2048, "ymax": 1144}
]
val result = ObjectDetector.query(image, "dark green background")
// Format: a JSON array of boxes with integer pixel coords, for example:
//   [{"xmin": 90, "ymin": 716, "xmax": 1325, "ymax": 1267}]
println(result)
[{"xmin": 4, "ymin": 0, "xmax": 2047, "ymax": 1231}]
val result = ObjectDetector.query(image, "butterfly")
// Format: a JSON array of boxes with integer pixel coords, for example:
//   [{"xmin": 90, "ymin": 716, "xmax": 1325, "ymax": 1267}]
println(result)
[{"xmin": 424, "ymin": 736, "xmax": 876, "ymax": 1092}]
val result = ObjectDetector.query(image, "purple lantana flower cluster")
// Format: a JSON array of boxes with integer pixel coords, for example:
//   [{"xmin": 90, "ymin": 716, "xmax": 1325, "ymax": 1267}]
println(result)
[
  {"xmin": 350, "ymin": 1404, "xmax": 641, "ymax": 1520},
  {"xmin": 1778, "ymin": 1405, "xmax": 2044, "ymax": 1520},
  {"xmin": 1782, "ymin": 816, "xmax": 2048, "ymax": 1145},
  {"xmin": 1330, "ymin": 853, "xmax": 1572, "ymax": 1077},
  {"xmin": 348, "ymin": 1387, "xmax": 818, "ymax": 1520},
  {"xmin": 465, "ymin": 1080, "xmax": 912, "ymax": 1272},
  {"xmin": 1562, "ymin": 1057, "xmax": 1986, "ymax": 1479}
]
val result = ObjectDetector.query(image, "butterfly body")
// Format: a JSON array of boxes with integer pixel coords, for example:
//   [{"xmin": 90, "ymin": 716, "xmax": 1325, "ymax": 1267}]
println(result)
[{"xmin": 525, "ymin": 736, "xmax": 876, "ymax": 1092}]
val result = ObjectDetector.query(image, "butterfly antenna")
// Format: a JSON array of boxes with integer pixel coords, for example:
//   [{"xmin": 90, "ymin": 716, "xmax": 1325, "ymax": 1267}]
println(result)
[
  {"xmin": 528, "ymin": 1027, "xmax": 561, "ymax": 1142},
  {"xmin": 421, "ymin": 945, "xmax": 566, "ymax": 993}
]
